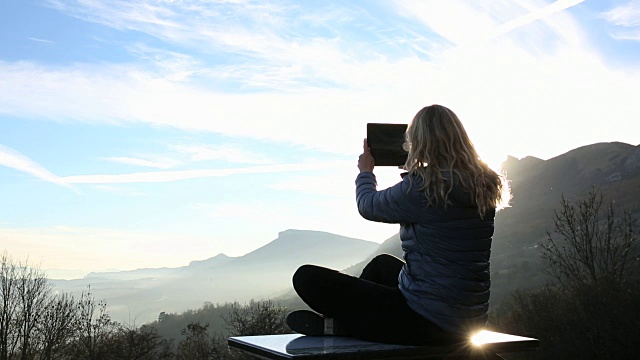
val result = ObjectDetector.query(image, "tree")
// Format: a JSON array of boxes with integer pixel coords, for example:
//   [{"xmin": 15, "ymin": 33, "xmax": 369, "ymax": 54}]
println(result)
[
  {"xmin": 223, "ymin": 300, "xmax": 289, "ymax": 337},
  {"xmin": 35, "ymin": 292, "xmax": 77, "ymax": 360},
  {"xmin": 176, "ymin": 322, "xmax": 214, "ymax": 360},
  {"xmin": 541, "ymin": 187, "xmax": 638, "ymax": 289},
  {"xmin": 15, "ymin": 265, "xmax": 51, "ymax": 360},
  {"xmin": 0, "ymin": 253, "xmax": 53, "ymax": 360},
  {"xmin": 0, "ymin": 252, "xmax": 20, "ymax": 360},
  {"xmin": 493, "ymin": 188, "xmax": 640, "ymax": 359},
  {"xmin": 66, "ymin": 286, "xmax": 116, "ymax": 360},
  {"xmin": 0, "ymin": 253, "xmax": 179, "ymax": 360},
  {"xmin": 104, "ymin": 324, "xmax": 173, "ymax": 360},
  {"xmin": 210, "ymin": 300, "xmax": 290, "ymax": 360}
]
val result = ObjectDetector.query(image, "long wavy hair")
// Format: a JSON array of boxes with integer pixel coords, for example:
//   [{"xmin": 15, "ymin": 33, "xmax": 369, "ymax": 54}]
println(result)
[{"xmin": 403, "ymin": 104, "xmax": 509, "ymax": 217}]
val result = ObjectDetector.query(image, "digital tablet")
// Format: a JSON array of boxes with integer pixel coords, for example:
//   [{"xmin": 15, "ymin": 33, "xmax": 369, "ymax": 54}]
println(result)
[{"xmin": 366, "ymin": 123, "xmax": 408, "ymax": 166}]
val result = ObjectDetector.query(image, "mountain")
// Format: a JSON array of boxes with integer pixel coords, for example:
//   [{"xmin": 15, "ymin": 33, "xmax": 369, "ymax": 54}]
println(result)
[
  {"xmin": 342, "ymin": 233, "xmax": 402, "ymax": 276},
  {"xmin": 491, "ymin": 142, "xmax": 640, "ymax": 305},
  {"xmin": 494, "ymin": 142, "xmax": 640, "ymax": 255},
  {"xmin": 51, "ymin": 229, "xmax": 377, "ymax": 324},
  {"xmin": 85, "ymin": 253, "xmax": 236, "ymax": 281}
]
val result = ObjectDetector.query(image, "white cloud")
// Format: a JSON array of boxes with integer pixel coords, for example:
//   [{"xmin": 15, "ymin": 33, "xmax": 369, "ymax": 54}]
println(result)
[
  {"xmin": 60, "ymin": 160, "xmax": 350, "ymax": 184},
  {"xmin": 102, "ymin": 143, "xmax": 278, "ymax": 170},
  {"xmin": 45, "ymin": 0, "xmax": 184, "ymax": 32},
  {"xmin": 0, "ymin": 138, "xmax": 350, "ymax": 185},
  {"xmin": 91, "ymin": 185, "xmax": 147, "ymax": 196},
  {"xmin": 0, "ymin": 144, "xmax": 72, "ymax": 188},
  {"xmin": 103, "ymin": 156, "xmax": 180, "ymax": 169},
  {"xmin": 393, "ymin": 0, "xmax": 587, "ymax": 48},
  {"xmin": 602, "ymin": 1, "xmax": 640, "ymax": 40},
  {"xmin": 44, "ymin": 0, "xmax": 340, "ymax": 68},
  {"xmin": 28, "ymin": 37, "xmax": 54, "ymax": 44},
  {"xmin": 2, "ymin": 1, "xmax": 639, "ymax": 168},
  {"xmin": 602, "ymin": 2, "xmax": 640, "ymax": 27},
  {"xmin": 492, "ymin": 0, "xmax": 586, "ymax": 38},
  {"xmin": 125, "ymin": 44, "xmax": 203, "ymax": 82},
  {"xmin": 172, "ymin": 144, "xmax": 274, "ymax": 164},
  {"xmin": 0, "ymin": 60, "xmax": 421, "ymax": 154},
  {"xmin": 42, "ymin": 0, "xmax": 424, "ymax": 90},
  {"xmin": 393, "ymin": 0, "xmax": 499, "ymax": 45}
]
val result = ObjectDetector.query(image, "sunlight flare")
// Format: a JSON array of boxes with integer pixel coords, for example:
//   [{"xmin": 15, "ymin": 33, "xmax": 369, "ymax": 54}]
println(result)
[{"xmin": 470, "ymin": 330, "xmax": 498, "ymax": 346}]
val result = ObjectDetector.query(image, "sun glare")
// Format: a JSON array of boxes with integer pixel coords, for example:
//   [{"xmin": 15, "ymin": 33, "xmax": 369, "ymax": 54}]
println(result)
[{"xmin": 470, "ymin": 330, "xmax": 497, "ymax": 346}]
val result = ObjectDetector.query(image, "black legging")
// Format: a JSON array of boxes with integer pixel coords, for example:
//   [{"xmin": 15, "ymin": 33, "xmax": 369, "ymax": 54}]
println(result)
[{"xmin": 292, "ymin": 254, "xmax": 459, "ymax": 345}]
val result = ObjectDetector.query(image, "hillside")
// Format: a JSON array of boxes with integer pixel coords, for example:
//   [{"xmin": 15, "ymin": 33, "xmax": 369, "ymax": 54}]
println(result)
[{"xmin": 492, "ymin": 142, "xmax": 640, "ymax": 305}]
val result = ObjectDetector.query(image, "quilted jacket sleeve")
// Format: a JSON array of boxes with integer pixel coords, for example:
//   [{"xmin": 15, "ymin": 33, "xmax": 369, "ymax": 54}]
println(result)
[{"xmin": 355, "ymin": 171, "xmax": 423, "ymax": 224}]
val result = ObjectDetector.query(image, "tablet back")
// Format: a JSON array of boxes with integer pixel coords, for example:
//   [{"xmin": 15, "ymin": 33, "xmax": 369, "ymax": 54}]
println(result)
[{"xmin": 367, "ymin": 123, "xmax": 408, "ymax": 167}]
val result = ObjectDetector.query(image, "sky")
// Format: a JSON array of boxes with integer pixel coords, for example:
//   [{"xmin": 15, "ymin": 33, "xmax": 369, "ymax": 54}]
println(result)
[{"xmin": 1, "ymin": 0, "xmax": 639, "ymax": 279}]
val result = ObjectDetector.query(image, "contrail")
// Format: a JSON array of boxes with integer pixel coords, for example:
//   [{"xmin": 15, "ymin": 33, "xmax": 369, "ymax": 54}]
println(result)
[
  {"xmin": 0, "ymin": 144, "xmax": 77, "ymax": 191},
  {"xmin": 493, "ymin": 0, "xmax": 587, "ymax": 37},
  {"xmin": 60, "ymin": 160, "xmax": 351, "ymax": 184}
]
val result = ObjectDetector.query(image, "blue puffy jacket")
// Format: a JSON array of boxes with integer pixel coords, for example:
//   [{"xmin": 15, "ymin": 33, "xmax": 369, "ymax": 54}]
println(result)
[{"xmin": 355, "ymin": 171, "xmax": 494, "ymax": 334}]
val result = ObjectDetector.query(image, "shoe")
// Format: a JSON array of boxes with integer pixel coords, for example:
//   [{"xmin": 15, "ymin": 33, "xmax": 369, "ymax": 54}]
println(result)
[
  {"xmin": 286, "ymin": 310, "xmax": 345, "ymax": 336},
  {"xmin": 286, "ymin": 310, "xmax": 325, "ymax": 336}
]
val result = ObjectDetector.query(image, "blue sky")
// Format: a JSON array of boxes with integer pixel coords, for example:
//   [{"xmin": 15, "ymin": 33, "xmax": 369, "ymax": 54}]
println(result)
[{"xmin": 1, "ymin": 0, "xmax": 639, "ymax": 278}]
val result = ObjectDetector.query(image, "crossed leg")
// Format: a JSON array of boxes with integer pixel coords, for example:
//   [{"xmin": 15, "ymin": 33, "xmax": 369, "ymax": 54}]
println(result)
[{"xmin": 292, "ymin": 254, "xmax": 452, "ymax": 345}]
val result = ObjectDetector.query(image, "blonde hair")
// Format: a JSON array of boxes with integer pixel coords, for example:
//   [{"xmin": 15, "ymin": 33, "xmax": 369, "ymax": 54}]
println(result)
[{"xmin": 403, "ymin": 105, "xmax": 509, "ymax": 217}]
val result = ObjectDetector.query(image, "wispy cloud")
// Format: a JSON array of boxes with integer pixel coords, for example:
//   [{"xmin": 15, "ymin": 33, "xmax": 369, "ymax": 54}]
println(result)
[
  {"xmin": 3, "ymin": 1, "xmax": 640, "ymax": 166},
  {"xmin": 394, "ymin": 0, "xmax": 586, "ymax": 46},
  {"xmin": 103, "ymin": 143, "xmax": 276, "ymax": 169},
  {"xmin": 0, "ymin": 142, "xmax": 346, "ymax": 186},
  {"xmin": 60, "ymin": 160, "xmax": 350, "ymax": 184},
  {"xmin": 44, "ymin": 0, "xmax": 308, "ymax": 61},
  {"xmin": 602, "ymin": 1, "xmax": 640, "ymax": 41},
  {"xmin": 0, "ymin": 60, "xmax": 419, "ymax": 155},
  {"xmin": 28, "ymin": 37, "xmax": 54, "ymax": 44},
  {"xmin": 125, "ymin": 43, "xmax": 203, "ymax": 82},
  {"xmin": 172, "ymin": 144, "xmax": 274, "ymax": 164},
  {"xmin": 393, "ymin": 0, "xmax": 499, "ymax": 45},
  {"xmin": 492, "ymin": 0, "xmax": 587, "ymax": 38},
  {"xmin": 102, "ymin": 156, "xmax": 180, "ymax": 169},
  {"xmin": 90, "ymin": 185, "xmax": 147, "ymax": 196},
  {"xmin": 602, "ymin": 2, "xmax": 640, "ymax": 27},
  {"xmin": 45, "ymin": 0, "xmax": 184, "ymax": 32},
  {"xmin": 0, "ymin": 144, "xmax": 72, "ymax": 189},
  {"xmin": 42, "ymin": 0, "xmax": 418, "ymax": 89}
]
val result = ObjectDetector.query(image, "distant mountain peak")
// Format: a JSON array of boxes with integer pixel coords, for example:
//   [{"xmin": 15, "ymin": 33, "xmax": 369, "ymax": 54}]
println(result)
[
  {"xmin": 501, "ymin": 155, "xmax": 544, "ymax": 182},
  {"xmin": 502, "ymin": 155, "xmax": 544, "ymax": 167},
  {"xmin": 235, "ymin": 229, "xmax": 378, "ymax": 267},
  {"xmin": 187, "ymin": 253, "xmax": 234, "ymax": 268},
  {"xmin": 278, "ymin": 229, "xmax": 324, "ymax": 237}
]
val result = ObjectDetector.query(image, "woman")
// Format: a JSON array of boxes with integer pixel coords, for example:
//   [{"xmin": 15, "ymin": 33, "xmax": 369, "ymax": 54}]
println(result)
[{"xmin": 286, "ymin": 104, "xmax": 509, "ymax": 345}]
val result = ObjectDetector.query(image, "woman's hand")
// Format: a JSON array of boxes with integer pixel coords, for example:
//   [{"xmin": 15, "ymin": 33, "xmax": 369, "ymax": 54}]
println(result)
[{"xmin": 358, "ymin": 138, "xmax": 375, "ymax": 173}]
